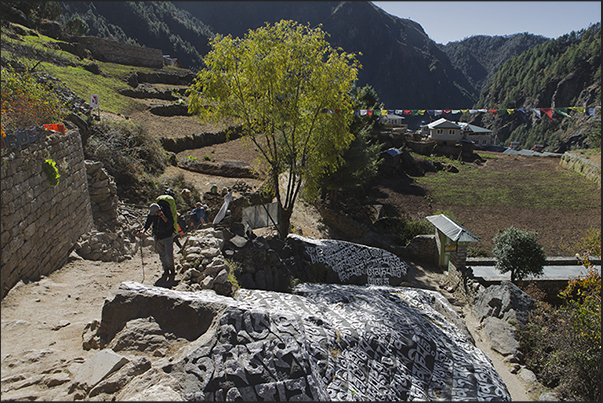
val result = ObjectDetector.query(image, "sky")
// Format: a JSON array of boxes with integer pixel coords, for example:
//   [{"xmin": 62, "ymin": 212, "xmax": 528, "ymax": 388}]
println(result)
[{"xmin": 372, "ymin": 1, "xmax": 602, "ymax": 44}]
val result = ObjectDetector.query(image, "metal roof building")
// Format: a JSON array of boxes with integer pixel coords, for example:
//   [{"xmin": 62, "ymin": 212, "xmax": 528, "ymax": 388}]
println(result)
[
  {"xmin": 426, "ymin": 214, "xmax": 480, "ymax": 267},
  {"xmin": 426, "ymin": 214, "xmax": 480, "ymax": 243}
]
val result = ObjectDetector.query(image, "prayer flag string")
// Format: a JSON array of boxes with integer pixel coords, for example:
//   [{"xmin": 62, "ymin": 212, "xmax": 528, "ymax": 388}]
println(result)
[{"xmin": 322, "ymin": 106, "xmax": 600, "ymax": 121}]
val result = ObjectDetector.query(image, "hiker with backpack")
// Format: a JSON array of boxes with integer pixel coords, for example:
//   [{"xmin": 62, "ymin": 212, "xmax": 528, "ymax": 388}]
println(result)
[{"xmin": 138, "ymin": 202, "xmax": 176, "ymax": 278}]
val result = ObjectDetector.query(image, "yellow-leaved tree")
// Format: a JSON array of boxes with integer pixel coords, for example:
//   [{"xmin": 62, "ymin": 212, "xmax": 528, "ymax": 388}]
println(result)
[{"xmin": 188, "ymin": 20, "xmax": 360, "ymax": 236}]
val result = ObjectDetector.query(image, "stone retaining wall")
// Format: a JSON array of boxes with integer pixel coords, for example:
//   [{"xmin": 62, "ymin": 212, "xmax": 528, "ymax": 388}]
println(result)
[
  {"xmin": 161, "ymin": 126, "xmax": 243, "ymax": 153},
  {"xmin": 1, "ymin": 130, "xmax": 93, "ymax": 298},
  {"xmin": 559, "ymin": 152, "xmax": 601, "ymax": 186},
  {"xmin": 75, "ymin": 36, "xmax": 163, "ymax": 68}
]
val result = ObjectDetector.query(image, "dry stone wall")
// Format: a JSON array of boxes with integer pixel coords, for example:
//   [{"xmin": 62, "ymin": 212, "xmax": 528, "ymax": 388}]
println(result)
[
  {"xmin": 75, "ymin": 37, "xmax": 163, "ymax": 68},
  {"xmin": 559, "ymin": 152, "xmax": 601, "ymax": 186},
  {"xmin": 1, "ymin": 130, "xmax": 93, "ymax": 298}
]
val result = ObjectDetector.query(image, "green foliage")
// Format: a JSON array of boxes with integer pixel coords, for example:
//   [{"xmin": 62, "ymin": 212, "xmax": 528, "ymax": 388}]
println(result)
[
  {"xmin": 65, "ymin": 16, "xmax": 89, "ymax": 36},
  {"xmin": 492, "ymin": 226, "xmax": 546, "ymax": 281},
  {"xmin": 225, "ymin": 259, "xmax": 242, "ymax": 295},
  {"xmin": 189, "ymin": 20, "xmax": 360, "ymax": 235},
  {"xmin": 586, "ymin": 120, "xmax": 601, "ymax": 148},
  {"xmin": 40, "ymin": 63, "xmax": 140, "ymax": 115},
  {"xmin": 374, "ymin": 215, "xmax": 432, "ymax": 246},
  {"xmin": 1, "ymin": 63, "xmax": 65, "ymax": 133},
  {"xmin": 38, "ymin": 1, "xmax": 62, "ymax": 20},
  {"xmin": 59, "ymin": 1, "xmax": 211, "ymax": 70},
  {"xmin": 42, "ymin": 158, "xmax": 60, "ymax": 186},
  {"xmin": 442, "ymin": 33, "xmax": 549, "ymax": 93},
  {"xmin": 476, "ymin": 23, "xmax": 601, "ymax": 149},
  {"xmin": 309, "ymin": 84, "xmax": 385, "ymax": 202},
  {"xmin": 518, "ymin": 267, "xmax": 601, "ymax": 401}
]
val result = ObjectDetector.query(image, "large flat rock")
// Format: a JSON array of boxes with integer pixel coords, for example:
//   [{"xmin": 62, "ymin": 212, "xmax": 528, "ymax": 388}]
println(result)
[{"xmin": 97, "ymin": 282, "xmax": 510, "ymax": 400}]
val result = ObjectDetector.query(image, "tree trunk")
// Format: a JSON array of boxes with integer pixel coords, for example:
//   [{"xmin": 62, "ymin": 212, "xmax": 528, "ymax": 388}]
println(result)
[{"xmin": 278, "ymin": 207, "xmax": 293, "ymax": 239}]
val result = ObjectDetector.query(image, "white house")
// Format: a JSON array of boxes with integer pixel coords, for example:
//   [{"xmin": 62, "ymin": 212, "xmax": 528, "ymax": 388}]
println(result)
[
  {"xmin": 458, "ymin": 122, "xmax": 496, "ymax": 146},
  {"xmin": 381, "ymin": 113, "xmax": 407, "ymax": 129},
  {"xmin": 421, "ymin": 118, "xmax": 462, "ymax": 143}
]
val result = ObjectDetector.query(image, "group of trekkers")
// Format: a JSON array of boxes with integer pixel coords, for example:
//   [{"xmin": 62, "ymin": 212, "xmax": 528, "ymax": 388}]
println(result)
[{"xmin": 138, "ymin": 188, "xmax": 209, "ymax": 279}]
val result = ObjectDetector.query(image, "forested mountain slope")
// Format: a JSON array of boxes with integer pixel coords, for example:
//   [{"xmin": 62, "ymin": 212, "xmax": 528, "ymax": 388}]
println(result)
[
  {"xmin": 59, "ymin": 1, "xmax": 213, "ymax": 70},
  {"xmin": 440, "ymin": 33, "xmax": 549, "ymax": 93},
  {"xmin": 468, "ymin": 23, "xmax": 601, "ymax": 150}
]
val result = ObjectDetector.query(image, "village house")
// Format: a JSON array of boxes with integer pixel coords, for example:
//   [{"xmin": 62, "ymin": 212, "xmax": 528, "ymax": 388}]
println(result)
[
  {"xmin": 163, "ymin": 54, "xmax": 183, "ymax": 68},
  {"xmin": 420, "ymin": 118, "xmax": 462, "ymax": 144},
  {"xmin": 458, "ymin": 122, "xmax": 496, "ymax": 147},
  {"xmin": 380, "ymin": 113, "xmax": 408, "ymax": 132},
  {"xmin": 420, "ymin": 118, "xmax": 496, "ymax": 147}
]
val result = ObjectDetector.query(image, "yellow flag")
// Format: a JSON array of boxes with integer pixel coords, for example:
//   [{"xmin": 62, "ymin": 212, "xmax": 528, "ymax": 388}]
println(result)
[{"xmin": 418, "ymin": 110, "xmax": 425, "ymax": 115}]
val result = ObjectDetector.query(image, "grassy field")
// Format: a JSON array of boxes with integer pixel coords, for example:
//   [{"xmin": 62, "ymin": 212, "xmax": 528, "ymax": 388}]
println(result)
[
  {"xmin": 384, "ymin": 152, "xmax": 602, "ymax": 256},
  {"xmin": 415, "ymin": 167, "xmax": 601, "ymax": 210}
]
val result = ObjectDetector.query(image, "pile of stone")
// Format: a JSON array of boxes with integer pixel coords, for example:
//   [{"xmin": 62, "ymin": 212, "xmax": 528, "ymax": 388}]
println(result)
[
  {"xmin": 174, "ymin": 227, "xmax": 236, "ymax": 297},
  {"xmin": 74, "ymin": 229, "xmax": 137, "ymax": 262},
  {"xmin": 85, "ymin": 161, "xmax": 119, "ymax": 230}
]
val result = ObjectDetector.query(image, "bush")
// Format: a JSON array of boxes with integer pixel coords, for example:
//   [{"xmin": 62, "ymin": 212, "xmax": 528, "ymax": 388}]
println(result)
[
  {"xmin": 1, "ymin": 64, "xmax": 65, "ymax": 135},
  {"xmin": 84, "ymin": 120, "xmax": 168, "ymax": 202},
  {"xmin": 492, "ymin": 226, "xmax": 546, "ymax": 281},
  {"xmin": 518, "ymin": 268, "xmax": 601, "ymax": 401}
]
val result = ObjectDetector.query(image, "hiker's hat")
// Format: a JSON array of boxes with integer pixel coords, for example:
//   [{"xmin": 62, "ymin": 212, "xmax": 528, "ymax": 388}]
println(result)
[{"xmin": 149, "ymin": 203, "xmax": 160, "ymax": 215}]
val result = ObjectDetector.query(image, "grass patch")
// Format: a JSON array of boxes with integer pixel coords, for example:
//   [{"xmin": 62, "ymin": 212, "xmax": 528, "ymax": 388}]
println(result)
[
  {"xmin": 415, "ymin": 168, "xmax": 601, "ymax": 210},
  {"xmin": 573, "ymin": 148, "xmax": 601, "ymax": 160},
  {"xmin": 477, "ymin": 152, "xmax": 499, "ymax": 160},
  {"xmin": 39, "ymin": 63, "xmax": 142, "ymax": 115}
]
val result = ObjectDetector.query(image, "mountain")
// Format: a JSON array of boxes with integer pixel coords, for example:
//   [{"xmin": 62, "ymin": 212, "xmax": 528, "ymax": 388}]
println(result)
[
  {"xmin": 174, "ymin": 0, "xmax": 478, "ymax": 109},
  {"xmin": 59, "ymin": 1, "xmax": 477, "ymax": 108},
  {"xmin": 440, "ymin": 33, "xmax": 550, "ymax": 94},
  {"xmin": 468, "ymin": 23, "xmax": 601, "ymax": 150}
]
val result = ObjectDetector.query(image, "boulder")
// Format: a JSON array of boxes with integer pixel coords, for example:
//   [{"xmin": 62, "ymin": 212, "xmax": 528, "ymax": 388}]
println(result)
[
  {"xmin": 472, "ymin": 281, "xmax": 536, "ymax": 326},
  {"xmin": 92, "ymin": 281, "xmax": 510, "ymax": 401},
  {"xmin": 70, "ymin": 349, "xmax": 129, "ymax": 393},
  {"xmin": 88, "ymin": 357, "xmax": 151, "ymax": 397},
  {"xmin": 287, "ymin": 234, "xmax": 409, "ymax": 286},
  {"xmin": 107, "ymin": 317, "xmax": 172, "ymax": 353},
  {"xmin": 481, "ymin": 316, "xmax": 520, "ymax": 356}
]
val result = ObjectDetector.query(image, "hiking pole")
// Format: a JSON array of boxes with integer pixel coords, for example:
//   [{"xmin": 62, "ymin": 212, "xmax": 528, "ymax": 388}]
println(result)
[{"xmin": 139, "ymin": 235, "xmax": 145, "ymax": 283}]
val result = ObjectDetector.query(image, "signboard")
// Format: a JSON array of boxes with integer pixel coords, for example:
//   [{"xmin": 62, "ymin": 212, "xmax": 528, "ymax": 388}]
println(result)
[
  {"xmin": 444, "ymin": 243, "xmax": 457, "ymax": 252},
  {"xmin": 90, "ymin": 94, "xmax": 99, "ymax": 109}
]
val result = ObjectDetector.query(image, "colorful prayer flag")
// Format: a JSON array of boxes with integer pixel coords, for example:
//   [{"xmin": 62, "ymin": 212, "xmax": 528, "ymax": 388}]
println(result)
[
  {"xmin": 541, "ymin": 108, "xmax": 554, "ymax": 121},
  {"xmin": 554, "ymin": 108, "xmax": 570, "ymax": 118}
]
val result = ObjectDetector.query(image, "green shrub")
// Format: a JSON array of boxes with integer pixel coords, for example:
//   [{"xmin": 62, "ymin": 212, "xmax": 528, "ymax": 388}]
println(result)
[
  {"xmin": 375, "ymin": 215, "xmax": 432, "ymax": 246},
  {"xmin": 518, "ymin": 268, "xmax": 601, "ymax": 401},
  {"xmin": 492, "ymin": 226, "xmax": 546, "ymax": 281}
]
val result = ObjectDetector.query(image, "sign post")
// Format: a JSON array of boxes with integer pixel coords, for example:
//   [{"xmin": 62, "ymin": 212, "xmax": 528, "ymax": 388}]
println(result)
[{"xmin": 90, "ymin": 94, "xmax": 100, "ymax": 120}]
